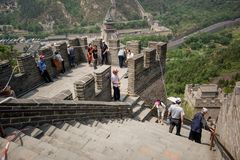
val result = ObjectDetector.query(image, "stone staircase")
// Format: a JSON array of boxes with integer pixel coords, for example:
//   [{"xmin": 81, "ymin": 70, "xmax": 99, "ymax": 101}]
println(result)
[
  {"xmin": 123, "ymin": 95, "xmax": 153, "ymax": 121},
  {"xmin": 1, "ymin": 118, "xmax": 217, "ymax": 160}
]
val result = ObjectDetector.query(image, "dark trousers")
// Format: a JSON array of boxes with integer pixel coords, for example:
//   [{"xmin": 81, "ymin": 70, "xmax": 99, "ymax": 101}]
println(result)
[
  {"xmin": 69, "ymin": 56, "xmax": 75, "ymax": 67},
  {"xmin": 93, "ymin": 59, "xmax": 97, "ymax": 69},
  {"xmin": 189, "ymin": 130, "xmax": 202, "ymax": 143},
  {"xmin": 113, "ymin": 86, "xmax": 120, "ymax": 101},
  {"xmin": 61, "ymin": 61, "xmax": 65, "ymax": 73},
  {"xmin": 169, "ymin": 118, "xmax": 181, "ymax": 135},
  {"xmin": 42, "ymin": 70, "xmax": 52, "ymax": 83},
  {"xmin": 101, "ymin": 53, "xmax": 108, "ymax": 65},
  {"xmin": 118, "ymin": 56, "xmax": 124, "ymax": 68}
]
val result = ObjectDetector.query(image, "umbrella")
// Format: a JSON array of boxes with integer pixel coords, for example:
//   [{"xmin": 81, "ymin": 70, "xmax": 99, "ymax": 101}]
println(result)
[{"xmin": 167, "ymin": 97, "xmax": 177, "ymax": 103}]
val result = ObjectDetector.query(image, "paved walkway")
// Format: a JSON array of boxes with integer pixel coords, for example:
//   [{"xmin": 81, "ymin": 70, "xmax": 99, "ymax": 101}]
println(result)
[{"xmin": 22, "ymin": 63, "xmax": 128, "ymax": 99}]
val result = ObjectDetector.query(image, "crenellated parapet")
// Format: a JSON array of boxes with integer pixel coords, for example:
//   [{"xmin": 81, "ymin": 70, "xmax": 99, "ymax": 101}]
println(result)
[
  {"xmin": 0, "ymin": 37, "xmax": 90, "ymax": 97},
  {"xmin": 126, "ymin": 40, "xmax": 141, "ymax": 55},
  {"xmin": 128, "ymin": 42, "xmax": 167, "ymax": 95},
  {"xmin": 74, "ymin": 66, "xmax": 111, "ymax": 101}
]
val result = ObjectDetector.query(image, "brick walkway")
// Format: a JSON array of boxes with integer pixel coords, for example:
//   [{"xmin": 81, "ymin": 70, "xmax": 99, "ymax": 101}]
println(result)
[{"xmin": 22, "ymin": 63, "xmax": 128, "ymax": 99}]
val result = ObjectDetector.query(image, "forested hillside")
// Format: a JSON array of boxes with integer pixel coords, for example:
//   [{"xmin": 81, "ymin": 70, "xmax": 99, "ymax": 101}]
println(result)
[
  {"xmin": 139, "ymin": 0, "xmax": 240, "ymax": 36},
  {"xmin": 0, "ymin": 0, "xmax": 111, "ymax": 33},
  {"xmin": 166, "ymin": 26, "xmax": 240, "ymax": 96},
  {"xmin": 0, "ymin": 0, "xmax": 144, "ymax": 34}
]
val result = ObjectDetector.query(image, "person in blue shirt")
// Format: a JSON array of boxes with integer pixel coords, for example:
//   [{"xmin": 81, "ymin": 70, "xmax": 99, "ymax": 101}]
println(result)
[
  {"xmin": 38, "ymin": 54, "xmax": 53, "ymax": 83},
  {"xmin": 189, "ymin": 107, "xmax": 213, "ymax": 143}
]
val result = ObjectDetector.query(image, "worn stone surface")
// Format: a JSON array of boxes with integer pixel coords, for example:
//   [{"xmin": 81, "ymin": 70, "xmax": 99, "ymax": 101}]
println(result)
[{"xmin": 217, "ymin": 82, "xmax": 240, "ymax": 160}]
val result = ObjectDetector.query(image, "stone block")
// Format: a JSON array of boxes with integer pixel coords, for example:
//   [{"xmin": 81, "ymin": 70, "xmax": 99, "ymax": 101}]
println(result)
[{"xmin": 126, "ymin": 40, "xmax": 141, "ymax": 54}]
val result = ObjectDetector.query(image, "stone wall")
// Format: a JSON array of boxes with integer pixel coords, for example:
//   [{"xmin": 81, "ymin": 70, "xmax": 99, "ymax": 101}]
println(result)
[
  {"xmin": 94, "ymin": 66, "xmax": 111, "ymax": 101},
  {"xmin": 109, "ymin": 39, "xmax": 120, "ymax": 66},
  {"xmin": 74, "ymin": 74, "xmax": 95, "ymax": 101},
  {"xmin": 51, "ymin": 90, "xmax": 73, "ymax": 100},
  {"xmin": 0, "ymin": 56, "xmax": 43, "ymax": 97},
  {"xmin": 74, "ymin": 66, "xmax": 112, "ymax": 101},
  {"xmin": 195, "ymin": 98, "xmax": 221, "ymax": 119},
  {"xmin": 216, "ymin": 82, "xmax": 240, "ymax": 160},
  {"xmin": 0, "ymin": 98, "xmax": 132, "ymax": 129},
  {"xmin": 128, "ymin": 48, "xmax": 161, "ymax": 95},
  {"xmin": 128, "ymin": 42, "xmax": 167, "ymax": 96},
  {"xmin": 0, "ymin": 37, "xmax": 88, "ymax": 97},
  {"xmin": 184, "ymin": 84, "xmax": 222, "ymax": 120},
  {"xmin": 126, "ymin": 40, "xmax": 141, "ymax": 54}
]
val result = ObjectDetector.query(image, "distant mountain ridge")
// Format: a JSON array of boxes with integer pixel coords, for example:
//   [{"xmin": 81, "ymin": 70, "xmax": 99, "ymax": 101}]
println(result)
[{"xmin": 0, "ymin": 0, "xmax": 143, "ymax": 33}]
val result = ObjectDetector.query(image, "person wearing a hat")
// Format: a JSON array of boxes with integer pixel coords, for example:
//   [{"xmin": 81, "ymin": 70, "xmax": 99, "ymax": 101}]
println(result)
[
  {"xmin": 111, "ymin": 69, "xmax": 120, "ymax": 101},
  {"xmin": 189, "ymin": 107, "xmax": 214, "ymax": 143},
  {"xmin": 38, "ymin": 54, "xmax": 53, "ymax": 83},
  {"xmin": 168, "ymin": 97, "xmax": 185, "ymax": 136},
  {"xmin": 100, "ymin": 40, "xmax": 108, "ymax": 65}
]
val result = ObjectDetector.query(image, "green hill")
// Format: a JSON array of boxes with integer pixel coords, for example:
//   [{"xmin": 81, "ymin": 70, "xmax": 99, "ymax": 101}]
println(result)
[
  {"xmin": 139, "ymin": 0, "xmax": 240, "ymax": 36},
  {"xmin": 166, "ymin": 26, "xmax": 240, "ymax": 96}
]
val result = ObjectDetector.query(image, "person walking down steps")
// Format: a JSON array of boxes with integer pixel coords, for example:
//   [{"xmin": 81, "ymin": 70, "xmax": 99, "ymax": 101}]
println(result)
[
  {"xmin": 189, "ymin": 107, "xmax": 214, "ymax": 143},
  {"xmin": 152, "ymin": 99, "xmax": 166, "ymax": 124},
  {"xmin": 111, "ymin": 69, "xmax": 120, "ymax": 101},
  {"xmin": 168, "ymin": 98, "xmax": 185, "ymax": 136}
]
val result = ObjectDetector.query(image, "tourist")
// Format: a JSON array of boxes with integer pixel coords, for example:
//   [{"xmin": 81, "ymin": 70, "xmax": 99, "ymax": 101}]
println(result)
[
  {"xmin": 92, "ymin": 45, "xmax": 98, "ymax": 69},
  {"xmin": 87, "ymin": 43, "xmax": 93, "ymax": 66},
  {"xmin": 168, "ymin": 98, "xmax": 185, "ymax": 136},
  {"xmin": 189, "ymin": 108, "xmax": 214, "ymax": 143},
  {"xmin": 111, "ymin": 69, "xmax": 120, "ymax": 101},
  {"xmin": 55, "ymin": 49, "xmax": 65, "ymax": 74},
  {"xmin": 67, "ymin": 44, "xmax": 75, "ymax": 68},
  {"xmin": 100, "ymin": 40, "xmax": 108, "ymax": 65},
  {"xmin": 118, "ymin": 47, "xmax": 125, "ymax": 68},
  {"xmin": 152, "ymin": 99, "xmax": 166, "ymax": 124},
  {"xmin": 38, "ymin": 54, "xmax": 53, "ymax": 83}
]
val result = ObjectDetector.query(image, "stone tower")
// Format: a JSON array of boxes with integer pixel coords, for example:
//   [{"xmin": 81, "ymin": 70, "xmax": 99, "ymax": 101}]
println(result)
[{"xmin": 101, "ymin": 18, "xmax": 117, "ymax": 44}]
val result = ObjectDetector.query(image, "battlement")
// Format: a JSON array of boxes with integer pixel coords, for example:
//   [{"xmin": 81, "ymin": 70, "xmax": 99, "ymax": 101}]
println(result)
[
  {"xmin": 74, "ymin": 66, "xmax": 111, "ymax": 101},
  {"xmin": 0, "ymin": 37, "xmax": 88, "ymax": 97},
  {"xmin": 184, "ymin": 84, "xmax": 222, "ymax": 119},
  {"xmin": 0, "ymin": 98, "xmax": 132, "ymax": 129},
  {"xmin": 128, "ymin": 41, "xmax": 167, "ymax": 95}
]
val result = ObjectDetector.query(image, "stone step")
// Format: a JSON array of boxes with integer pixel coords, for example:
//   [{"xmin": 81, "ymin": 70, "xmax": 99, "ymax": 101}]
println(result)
[
  {"xmin": 135, "ymin": 107, "xmax": 152, "ymax": 121},
  {"xmin": 68, "ymin": 121, "xmax": 111, "ymax": 138},
  {"xmin": 4, "ymin": 127, "xmax": 87, "ymax": 160},
  {"xmin": 56, "ymin": 122, "xmax": 136, "ymax": 160},
  {"xmin": 0, "ymin": 137, "xmax": 53, "ymax": 160},
  {"xmin": 39, "ymin": 123, "xmax": 91, "ymax": 147},
  {"xmin": 123, "ymin": 95, "xmax": 140, "ymax": 106},
  {"xmin": 31, "ymin": 125, "xmax": 105, "ymax": 160},
  {"xmin": 149, "ymin": 116, "xmax": 158, "ymax": 123}
]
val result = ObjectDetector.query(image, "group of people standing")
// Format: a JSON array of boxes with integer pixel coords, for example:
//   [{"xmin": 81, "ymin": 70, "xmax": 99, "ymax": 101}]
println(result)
[
  {"xmin": 87, "ymin": 40, "xmax": 109, "ymax": 70},
  {"xmin": 153, "ymin": 97, "xmax": 214, "ymax": 144},
  {"xmin": 37, "ymin": 43, "xmax": 76, "ymax": 83}
]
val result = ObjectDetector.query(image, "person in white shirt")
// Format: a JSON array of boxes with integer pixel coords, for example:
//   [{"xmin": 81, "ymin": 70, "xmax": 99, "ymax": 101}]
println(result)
[
  {"xmin": 168, "ymin": 98, "xmax": 185, "ymax": 136},
  {"xmin": 152, "ymin": 99, "xmax": 166, "ymax": 124},
  {"xmin": 111, "ymin": 69, "xmax": 120, "ymax": 101},
  {"xmin": 55, "ymin": 50, "xmax": 65, "ymax": 73},
  {"xmin": 118, "ymin": 47, "xmax": 125, "ymax": 68}
]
